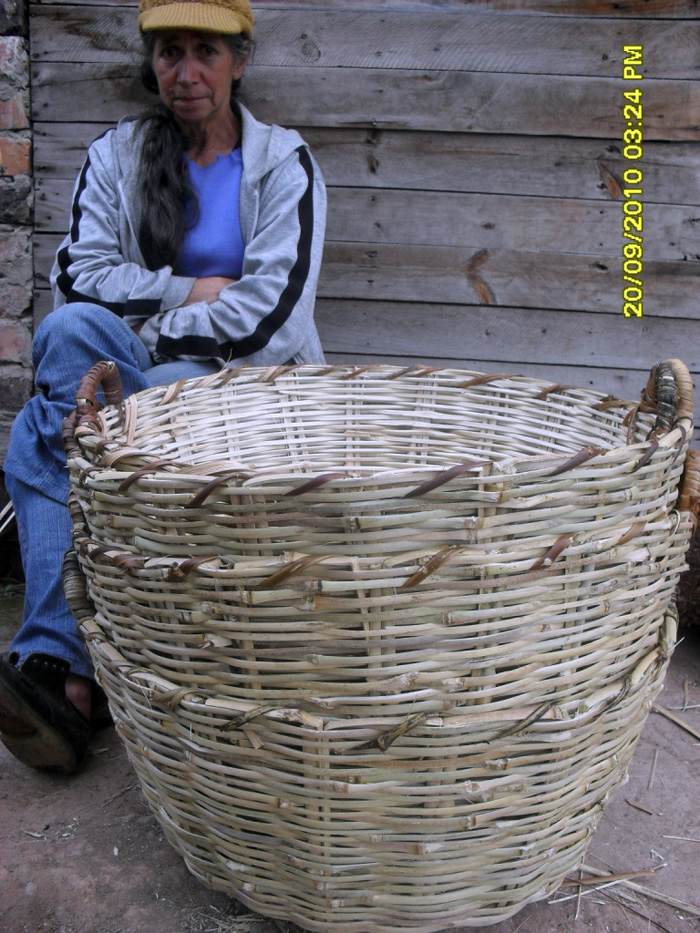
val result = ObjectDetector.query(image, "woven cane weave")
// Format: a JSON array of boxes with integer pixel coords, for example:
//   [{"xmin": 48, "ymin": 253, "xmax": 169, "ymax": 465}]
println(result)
[{"xmin": 63, "ymin": 360, "xmax": 697, "ymax": 932}]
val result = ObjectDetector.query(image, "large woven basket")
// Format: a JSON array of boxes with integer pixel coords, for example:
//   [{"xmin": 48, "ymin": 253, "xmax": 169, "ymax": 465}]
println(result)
[{"xmin": 63, "ymin": 360, "xmax": 697, "ymax": 932}]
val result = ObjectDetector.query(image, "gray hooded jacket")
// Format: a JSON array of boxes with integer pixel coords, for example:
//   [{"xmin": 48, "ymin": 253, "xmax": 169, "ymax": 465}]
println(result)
[{"xmin": 51, "ymin": 104, "xmax": 326, "ymax": 366}]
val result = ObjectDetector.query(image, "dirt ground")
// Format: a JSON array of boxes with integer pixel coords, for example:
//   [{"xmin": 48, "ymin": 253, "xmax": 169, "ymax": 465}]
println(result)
[{"xmin": 1, "ymin": 588, "xmax": 699, "ymax": 933}]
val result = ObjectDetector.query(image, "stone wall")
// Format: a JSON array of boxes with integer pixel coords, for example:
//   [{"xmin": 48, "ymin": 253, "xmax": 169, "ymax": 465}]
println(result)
[{"xmin": 0, "ymin": 0, "xmax": 33, "ymax": 473}]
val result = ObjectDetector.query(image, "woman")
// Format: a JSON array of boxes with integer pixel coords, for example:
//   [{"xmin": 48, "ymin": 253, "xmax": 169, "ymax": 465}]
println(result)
[{"xmin": 0, "ymin": 0, "xmax": 326, "ymax": 774}]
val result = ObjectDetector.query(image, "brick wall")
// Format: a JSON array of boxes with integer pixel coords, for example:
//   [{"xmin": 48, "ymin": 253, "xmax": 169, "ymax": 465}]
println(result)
[{"xmin": 0, "ymin": 0, "xmax": 33, "ymax": 472}]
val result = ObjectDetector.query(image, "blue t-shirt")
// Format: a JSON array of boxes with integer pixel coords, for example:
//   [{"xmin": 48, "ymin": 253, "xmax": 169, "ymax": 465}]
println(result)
[{"xmin": 177, "ymin": 148, "xmax": 245, "ymax": 279}]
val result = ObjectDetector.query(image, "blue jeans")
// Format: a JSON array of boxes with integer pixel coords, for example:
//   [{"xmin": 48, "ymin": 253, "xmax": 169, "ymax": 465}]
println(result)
[{"xmin": 3, "ymin": 304, "xmax": 219, "ymax": 678}]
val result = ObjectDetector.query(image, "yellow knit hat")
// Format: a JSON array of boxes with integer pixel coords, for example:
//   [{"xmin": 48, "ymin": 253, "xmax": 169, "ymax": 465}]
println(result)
[{"xmin": 138, "ymin": 0, "xmax": 254, "ymax": 36}]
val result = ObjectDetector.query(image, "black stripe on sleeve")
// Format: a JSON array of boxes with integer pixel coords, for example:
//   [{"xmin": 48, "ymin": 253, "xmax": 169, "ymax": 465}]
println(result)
[
  {"xmin": 62, "ymin": 288, "xmax": 162, "ymax": 318},
  {"xmin": 55, "ymin": 155, "xmax": 93, "ymax": 302},
  {"xmin": 55, "ymin": 130, "xmax": 161, "ymax": 318},
  {"xmin": 156, "ymin": 146, "xmax": 316, "ymax": 361}
]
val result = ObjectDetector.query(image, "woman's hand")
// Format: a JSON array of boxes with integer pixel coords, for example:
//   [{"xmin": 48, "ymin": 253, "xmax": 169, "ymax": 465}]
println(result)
[{"xmin": 184, "ymin": 276, "xmax": 236, "ymax": 306}]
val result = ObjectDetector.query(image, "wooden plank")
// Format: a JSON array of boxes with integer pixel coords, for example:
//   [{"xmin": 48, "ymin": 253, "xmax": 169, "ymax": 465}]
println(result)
[
  {"xmin": 33, "ymin": 122, "xmax": 114, "ymax": 176},
  {"xmin": 29, "ymin": 6, "xmax": 700, "ymax": 80},
  {"xmin": 255, "ymin": 0, "xmax": 700, "ymax": 13},
  {"xmin": 33, "ymin": 122, "xmax": 700, "ymax": 208},
  {"xmin": 313, "ymin": 300, "xmax": 700, "ymax": 373},
  {"xmin": 322, "ymin": 189, "xmax": 695, "ymax": 262},
  {"xmin": 34, "ymin": 231, "xmax": 700, "ymax": 320},
  {"xmin": 244, "ymin": 70, "xmax": 700, "ymax": 141},
  {"xmin": 31, "ymin": 62, "xmax": 151, "ymax": 124},
  {"xmin": 35, "ymin": 179, "xmax": 76, "ymax": 232},
  {"xmin": 319, "ymin": 243, "xmax": 700, "ymax": 318},
  {"xmin": 30, "ymin": 61, "xmax": 700, "ymax": 140},
  {"xmin": 30, "ymin": 3, "xmax": 141, "ymax": 64},
  {"xmin": 29, "ymin": 0, "xmax": 700, "ymax": 18},
  {"xmin": 34, "ymin": 288, "xmax": 53, "ymax": 325},
  {"xmin": 33, "ymin": 177, "xmax": 700, "ymax": 268},
  {"xmin": 307, "ymin": 130, "xmax": 700, "ymax": 205}
]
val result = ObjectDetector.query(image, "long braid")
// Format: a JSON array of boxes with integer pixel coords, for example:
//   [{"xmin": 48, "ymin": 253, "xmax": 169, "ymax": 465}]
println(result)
[{"xmin": 136, "ymin": 104, "xmax": 197, "ymax": 270}]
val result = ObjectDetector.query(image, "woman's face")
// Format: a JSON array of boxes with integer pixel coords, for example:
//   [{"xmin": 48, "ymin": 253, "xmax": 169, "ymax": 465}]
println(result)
[{"xmin": 151, "ymin": 31, "xmax": 247, "ymax": 130}]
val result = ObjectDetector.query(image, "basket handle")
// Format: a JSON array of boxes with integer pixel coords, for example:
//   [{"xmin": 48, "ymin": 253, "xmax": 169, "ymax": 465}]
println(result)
[
  {"xmin": 641, "ymin": 358, "xmax": 693, "ymax": 437},
  {"xmin": 76, "ymin": 360, "xmax": 124, "ymax": 408},
  {"xmin": 62, "ymin": 547, "xmax": 95, "ymax": 621},
  {"xmin": 61, "ymin": 360, "xmax": 124, "ymax": 457}
]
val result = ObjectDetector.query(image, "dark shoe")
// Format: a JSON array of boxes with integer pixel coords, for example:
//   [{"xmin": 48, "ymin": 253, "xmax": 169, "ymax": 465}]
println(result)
[
  {"xmin": 90, "ymin": 680, "xmax": 113, "ymax": 732},
  {"xmin": 0, "ymin": 653, "xmax": 91, "ymax": 774}
]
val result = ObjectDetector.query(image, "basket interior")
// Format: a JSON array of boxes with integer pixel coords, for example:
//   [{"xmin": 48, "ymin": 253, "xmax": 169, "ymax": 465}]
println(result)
[{"xmin": 106, "ymin": 368, "xmax": 652, "ymax": 474}]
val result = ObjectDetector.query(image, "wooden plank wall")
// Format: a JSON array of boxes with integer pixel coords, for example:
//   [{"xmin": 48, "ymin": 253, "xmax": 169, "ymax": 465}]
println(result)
[{"xmin": 30, "ymin": 0, "xmax": 700, "ymax": 406}]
